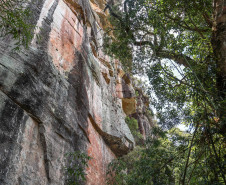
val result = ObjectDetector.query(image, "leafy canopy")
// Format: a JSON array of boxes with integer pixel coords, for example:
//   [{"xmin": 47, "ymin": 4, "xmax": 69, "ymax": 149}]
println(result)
[
  {"xmin": 104, "ymin": 0, "xmax": 226, "ymax": 184},
  {"xmin": 107, "ymin": 127, "xmax": 225, "ymax": 185}
]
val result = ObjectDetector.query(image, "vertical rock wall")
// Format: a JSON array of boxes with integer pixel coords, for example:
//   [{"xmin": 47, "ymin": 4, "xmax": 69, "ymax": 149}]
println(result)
[
  {"xmin": 0, "ymin": 0, "xmax": 136, "ymax": 184},
  {"xmin": 131, "ymin": 88, "xmax": 154, "ymax": 140}
]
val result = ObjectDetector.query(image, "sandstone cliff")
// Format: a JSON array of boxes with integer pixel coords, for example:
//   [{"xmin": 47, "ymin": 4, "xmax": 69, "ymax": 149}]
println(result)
[{"xmin": 0, "ymin": 0, "xmax": 152, "ymax": 184}]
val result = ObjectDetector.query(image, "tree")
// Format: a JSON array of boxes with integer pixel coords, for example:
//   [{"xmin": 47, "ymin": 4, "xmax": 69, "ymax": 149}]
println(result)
[
  {"xmin": 0, "ymin": 0, "xmax": 35, "ymax": 49},
  {"xmin": 104, "ymin": 0, "xmax": 226, "ymax": 184},
  {"xmin": 107, "ymin": 126, "xmax": 225, "ymax": 185},
  {"xmin": 65, "ymin": 152, "xmax": 91, "ymax": 185},
  {"xmin": 104, "ymin": 0, "xmax": 225, "ymax": 124}
]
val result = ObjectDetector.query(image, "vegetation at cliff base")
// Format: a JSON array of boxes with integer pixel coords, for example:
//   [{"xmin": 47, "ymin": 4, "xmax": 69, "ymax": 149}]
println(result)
[
  {"xmin": 104, "ymin": 0, "xmax": 226, "ymax": 184},
  {"xmin": 65, "ymin": 151, "xmax": 91, "ymax": 185},
  {"xmin": 108, "ymin": 125, "xmax": 225, "ymax": 184},
  {"xmin": 125, "ymin": 116, "xmax": 143, "ymax": 144}
]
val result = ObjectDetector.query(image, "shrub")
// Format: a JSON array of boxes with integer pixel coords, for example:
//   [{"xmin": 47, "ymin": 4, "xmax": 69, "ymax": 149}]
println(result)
[{"xmin": 65, "ymin": 151, "xmax": 91, "ymax": 185}]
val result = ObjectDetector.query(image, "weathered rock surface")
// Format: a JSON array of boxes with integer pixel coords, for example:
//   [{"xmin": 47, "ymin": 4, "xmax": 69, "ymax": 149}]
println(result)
[
  {"xmin": 0, "ymin": 0, "xmax": 136, "ymax": 184},
  {"xmin": 131, "ymin": 88, "xmax": 154, "ymax": 140}
]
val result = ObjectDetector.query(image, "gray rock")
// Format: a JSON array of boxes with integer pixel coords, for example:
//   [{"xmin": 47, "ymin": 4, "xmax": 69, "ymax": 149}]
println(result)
[{"xmin": 0, "ymin": 0, "xmax": 134, "ymax": 184}]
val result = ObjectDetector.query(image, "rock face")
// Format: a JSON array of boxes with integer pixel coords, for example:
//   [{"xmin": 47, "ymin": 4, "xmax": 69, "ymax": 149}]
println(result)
[
  {"xmin": 131, "ymin": 88, "xmax": 154, "ymax": 140},
  {"xmin": 0, "ymin": 0, "xmax": 136, "ymax": 184}
]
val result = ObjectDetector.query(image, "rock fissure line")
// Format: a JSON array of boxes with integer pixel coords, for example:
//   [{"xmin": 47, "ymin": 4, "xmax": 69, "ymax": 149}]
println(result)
[
  {"xmin": 60, "ymin": 12, "xmax": 83, "ymax": 37},
  {"xmin": 0, "ymin": 87, "xmax": 42, "ymax": 124},
  {"xmin": 39, "ymin": 125, "xmax": 51, "ymax": 183}
]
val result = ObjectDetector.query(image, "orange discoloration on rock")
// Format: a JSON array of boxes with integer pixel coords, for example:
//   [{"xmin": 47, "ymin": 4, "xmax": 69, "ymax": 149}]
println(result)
[
  {"xmin": 122, "ymin": 98, "xmax": 136, "ymax": 115},
  {"xmin": 90, "ymin": 0, "xmax": 114, "ymax": 32},
  {"xmin": 90, "ymin": 0, "xmax": 106, "ymax": 10},
  {"xmin": 86, "ymin": 118, "xmax": 115, "ymax": 185},
  {"xmin": 90, "ymin": 1, "xmax": 105, "ymax": 15},
  {"xmin": 90, "ymin": 42, "xmax": 98, "ymax": 58},
  {"xmin": 94, "ymin": 114, "xmax": 102, "ymax": 127},
  {"xmin": 102, "ymin": 71, "xmax": 111, "ymax": 84},
  {"xmin": 116, "ymin": 83, "xmax": 123, "ymax": 98},
  {"xmin": 48, "ymin": 1, "xmax": 84, "ymax": 74}
]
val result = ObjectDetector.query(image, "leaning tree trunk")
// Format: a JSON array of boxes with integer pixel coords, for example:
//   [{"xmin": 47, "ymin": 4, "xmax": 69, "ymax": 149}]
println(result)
[{"xmin": 212, "ymin": 0, "xmax": 226, "ymax": 130}]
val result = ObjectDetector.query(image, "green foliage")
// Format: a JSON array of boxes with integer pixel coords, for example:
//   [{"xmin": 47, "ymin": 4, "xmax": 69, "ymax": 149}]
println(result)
[
  {"xmin": 125, "ymin": 117, "xmax": 143, "ymax": 145},
  {"xmin": 104, "ymin": 0, "xmax": 226, "ymax": 183},
  {"xmin": 65, "ymin": 151, "xmax": 91, "ymax": 185},
  {"xmin": 146, "ymin": 109, "xmax": 154, "ymax": 118},
  {"xmin": 103, "ymin": 4, "xmax": 134, "ymax": 72},
  {"xmin": 0, "ymin": 0, "xmax": 35, "ymax": 49},
  {"xmin": 107, "ymin": 127, "xmax": 225, "ymax": 185},
  {"xmin": 107, "ymin": 146, "xmax": 144, "ymax": 185},
  {"xmin": 103, "ymin": 33, "xmax": 133, "ymax": 72},
  {"xmin": 125, "ymin": 117, "xmax": 138, "ymax": 133},
  {"xmin": 107, "ymin": 128, "xmax": 183, "ymax": 185},
  {"xmin": 104, "ymin": 0, "xmax": 223, "ymax": 130},
  {"xmin": 135, "ymin": 90, "xmax": 139, "ymax": 97}
]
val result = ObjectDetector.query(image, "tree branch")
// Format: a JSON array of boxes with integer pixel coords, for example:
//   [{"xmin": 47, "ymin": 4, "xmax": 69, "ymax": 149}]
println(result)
[
  {"xmin": 104, "ymin": 4, "xmax": 122, "ymax": 22},
  {"xmin": 160, "ymin": 65, "xmax": 210, "ymax": 95},
  {"xmin": 182, "ymin": 123, "xmax": 199, "ymax": 185},
  {"xmin": 202, "ymin": 13, "xmax": 213, "ymax": 28},
  {"xmin": 157, "ymin": 50, "xmax": 193, "ymax": 67},
  {"xmin": 161, "ymin": 12, "xmax": 210, "ymax": 33},
  {"xmin": 133, "ymin": 39, "xmax": 194, "ymax": 68},
  {"xmin": 207, "ymin": 125, "xmax": 226, "ymax": 183}
]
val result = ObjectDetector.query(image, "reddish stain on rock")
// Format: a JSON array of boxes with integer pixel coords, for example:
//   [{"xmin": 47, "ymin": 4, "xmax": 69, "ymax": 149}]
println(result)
[
  {"xmin": 86, "ymin": 118, "xmax": 115, "ymax": 185},
  {"xmin": 48, "ymin": 1, "xmax": 84, "ymax": 74}
]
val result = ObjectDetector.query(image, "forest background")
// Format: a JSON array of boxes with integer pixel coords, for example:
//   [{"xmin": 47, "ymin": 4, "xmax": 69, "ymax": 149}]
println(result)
[{"xmin": 0, "ymin": 0, "xmax": 225, "ymax": 184}]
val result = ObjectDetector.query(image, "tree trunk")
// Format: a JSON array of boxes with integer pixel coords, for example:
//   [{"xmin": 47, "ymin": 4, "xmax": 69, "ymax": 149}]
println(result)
[{"xmin": 212, "ymin": 0, "xmax": 226, "ymax": 129}]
